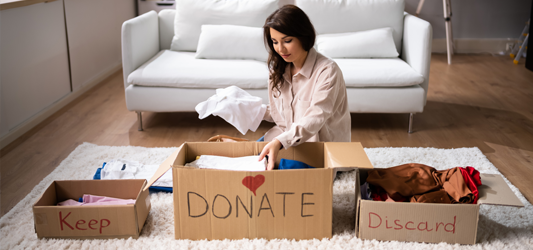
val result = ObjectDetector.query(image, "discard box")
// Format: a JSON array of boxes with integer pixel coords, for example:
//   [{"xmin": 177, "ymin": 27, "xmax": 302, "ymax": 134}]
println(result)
[
  {"xmin": 146, "ymin": 141, "xmax": 374, "ymax": 240},
  {"xmin": 33, "ymin": 179, "xmax": 151, "ymax": 239},
  {"xmin": 354, "ymin": 168, "xmax": 524, "ymax": 245}
]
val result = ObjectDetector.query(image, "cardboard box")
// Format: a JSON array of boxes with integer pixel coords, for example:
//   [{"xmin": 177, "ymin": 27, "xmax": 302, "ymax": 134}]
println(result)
[
  {"xmin": 355, "ymin": 168, "xmax": 525, "ymax": 245},
  {"xmin": 146, "ymin": 141, "xmax": 374, "ymax": 240},
  {"xmin": 33, "ymin": 179, "xmax": 151, "ymax": 239}
]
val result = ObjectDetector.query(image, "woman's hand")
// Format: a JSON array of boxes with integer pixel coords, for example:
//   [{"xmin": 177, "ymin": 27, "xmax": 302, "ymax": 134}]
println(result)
[{"xmin": 258, "ymin": 139, "xmax": 282, "ymax": 170}]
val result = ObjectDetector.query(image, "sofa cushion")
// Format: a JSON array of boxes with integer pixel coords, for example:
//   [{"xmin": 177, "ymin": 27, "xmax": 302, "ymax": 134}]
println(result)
[
  {"xmin": 316, "ymin": 28, "xmax": 399, "ymax": 58},
  {"xmin": 335, "ymin": 58, "xmax": 424, "ymax": 87},
  {"xmin": 170, "ymin": 0, "xmax": 278, "ymax": 52},
  {"xmin": 196, "ymin": 25, "xmax": 268, "ymax": 61},
  {"xmin": 128, "ymin": 50, "xmax": 269, "ymax": 89},
  {"xmin": 297, "ymin": 0, "xmax": 404, "ymax": 54}
]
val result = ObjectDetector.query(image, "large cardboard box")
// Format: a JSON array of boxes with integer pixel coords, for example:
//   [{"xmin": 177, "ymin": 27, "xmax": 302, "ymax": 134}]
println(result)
[
  {"xmin": 146, "ymin": 141, "xmax": 374, "ymax": 240},
  {"xmin": 33, "ymin": 179, "xmax": 151, "ymax": 239},
  {"xmin": 355, "ymin": 168, "xmax": 524, "ymax": 245}
]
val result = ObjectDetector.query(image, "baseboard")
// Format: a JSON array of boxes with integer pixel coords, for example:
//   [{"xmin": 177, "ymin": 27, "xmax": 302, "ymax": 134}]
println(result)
[
  {"xmin": 432, "ymin": 38, "xmax": 518, "ymax": 54},
  {"xmin": 0, "ymin": 64, "xmax": 122, "ymax": 150}
]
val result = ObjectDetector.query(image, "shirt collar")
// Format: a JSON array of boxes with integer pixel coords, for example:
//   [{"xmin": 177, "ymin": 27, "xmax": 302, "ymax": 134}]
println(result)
[
  {"xmin": 282, "ymin": 48, "xmax": 318, "ymax": 83},
  {"xmin": 299, "ymin": 47, "xmax": 317, "ymax": 79}
]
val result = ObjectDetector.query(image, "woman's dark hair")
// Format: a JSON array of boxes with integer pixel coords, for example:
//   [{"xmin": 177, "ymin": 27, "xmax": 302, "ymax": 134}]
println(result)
[{"xmin": 264, "ymin": 5, "xmax": 316, "ymax": 95}]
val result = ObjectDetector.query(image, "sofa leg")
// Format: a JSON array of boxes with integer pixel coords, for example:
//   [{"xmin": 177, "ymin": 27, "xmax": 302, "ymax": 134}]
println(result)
[
  {"xmin": 408, "ymin": 113, "xmax": 414, "ymax": 134},
  {"xmin": 136, "ymin": 111, "xmax": 143, "ymax": 131}
]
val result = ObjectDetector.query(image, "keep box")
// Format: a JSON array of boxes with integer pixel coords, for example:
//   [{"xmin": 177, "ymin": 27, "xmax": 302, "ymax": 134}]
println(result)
[{"xmin": 33, "ymin": 179, "xmax": 151, "ymax": 239}]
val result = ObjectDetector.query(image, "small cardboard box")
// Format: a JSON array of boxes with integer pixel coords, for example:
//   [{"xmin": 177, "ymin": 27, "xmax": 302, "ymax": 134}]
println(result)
[
  {"xmin": 33, "ymin": 179, "xmax": 151, "ymax": 239},
  {"xmin": 146, "ymin": 141, "xmax": 374, "ymax": 240},
  {"xmin": 355, "ymin": 168, "xmax": 525, "ymax": 245}
]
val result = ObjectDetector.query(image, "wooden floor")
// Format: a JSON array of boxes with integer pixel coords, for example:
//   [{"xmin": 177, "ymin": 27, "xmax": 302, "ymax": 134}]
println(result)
[{"xmin": 1, "ymin": 54, "xmax": 533, "ymax": 217}]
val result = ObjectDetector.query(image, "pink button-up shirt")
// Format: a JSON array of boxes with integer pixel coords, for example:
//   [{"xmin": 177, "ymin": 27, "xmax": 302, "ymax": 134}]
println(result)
[{"xmin": 263, "ymin": 48, "xmax": 351, "ymax": 148}]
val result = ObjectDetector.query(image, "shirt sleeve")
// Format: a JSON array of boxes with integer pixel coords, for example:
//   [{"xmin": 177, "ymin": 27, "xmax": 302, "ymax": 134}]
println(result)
[{"xmin": 275, "ymin": 65, "xmax": 343, "ymax": 149}]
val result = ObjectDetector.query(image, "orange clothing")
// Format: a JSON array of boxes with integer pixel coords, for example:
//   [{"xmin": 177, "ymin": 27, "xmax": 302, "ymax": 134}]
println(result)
[{"xmin": 367, "ymin": 163, "xmax": 477, "ymax": 204}]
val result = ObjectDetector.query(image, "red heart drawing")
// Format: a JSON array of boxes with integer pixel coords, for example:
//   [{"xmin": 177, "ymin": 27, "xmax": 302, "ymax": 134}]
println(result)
[{"xmin": 242, "ymin": 175, "xmax": 265, "ymax": 196}]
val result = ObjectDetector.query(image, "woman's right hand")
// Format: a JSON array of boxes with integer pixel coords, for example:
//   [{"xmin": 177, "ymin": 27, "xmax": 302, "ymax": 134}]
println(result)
[{"xmin": 258, "ymin": 139, "xmax": 282, "ymax": 170}]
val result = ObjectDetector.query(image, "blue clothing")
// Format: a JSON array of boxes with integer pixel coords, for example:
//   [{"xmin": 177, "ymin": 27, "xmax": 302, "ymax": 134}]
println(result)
[
  {"xmin": 278, "ymin": 158, "xmax": 315, "ymax": 170},
  {"xmin": 257, "ymin": 135, "xmax": 265, "ymax": 142}
]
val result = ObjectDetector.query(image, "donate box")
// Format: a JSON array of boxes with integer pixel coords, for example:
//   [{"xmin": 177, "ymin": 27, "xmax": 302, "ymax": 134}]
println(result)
[
  {"xmin": 354, "ymin": 169, "xmax": 524, "ymax": 245},
  {"xmin": 146, "ymin": 141, "xmax": 374, "ymax": 240},
  {"xmin": 33, "ymin": 179, "xmax": 151, "ymax": 239}
]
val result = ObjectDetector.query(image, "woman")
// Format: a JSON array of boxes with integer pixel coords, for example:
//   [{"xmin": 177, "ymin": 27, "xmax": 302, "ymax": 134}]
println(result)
[{"xmin": 258, "ymin": 5, "xmax": 351, "ymax": 170}]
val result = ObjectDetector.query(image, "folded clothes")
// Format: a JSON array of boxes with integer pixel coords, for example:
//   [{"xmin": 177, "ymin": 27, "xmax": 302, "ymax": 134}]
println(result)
[
  {"xmin": 185, "ymin": 155, "xmax": 267, "ymax": 171},
  {"xmin": 57, "ymin": 194, "xmax": 136, "ymax": 206},
  {"xmin": 184, "ymin": 156, "xmax": 313, "ymax": 171},
  {"xmin": 93, "ymin": 159, "xmax": 173, "ymax": 192},
  {"xmin": 365, "ymin": 163, "xmax": 482, "ymax": 204},
  {"xmin": 100, "ymin": 159, "xmax": 140, "ymax": 180}
]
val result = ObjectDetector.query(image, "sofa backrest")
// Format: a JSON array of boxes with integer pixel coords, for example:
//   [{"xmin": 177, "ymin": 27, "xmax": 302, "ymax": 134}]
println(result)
[
  {"xmin": 159, "ymin": 9, "xmax": 175, "ymax": 51},
  {"xmin": 158, "ymin": 0, "xmax": 404, "ymax": 52},
  {"xmin": 298, "ymin": 0, "xmax": 404, "ymax": 54}
]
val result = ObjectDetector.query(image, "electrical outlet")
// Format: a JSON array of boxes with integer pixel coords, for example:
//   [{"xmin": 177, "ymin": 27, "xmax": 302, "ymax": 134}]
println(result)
[{"xmin": 506, "ymin": 42, "xmax": 514, "ymax": 52}]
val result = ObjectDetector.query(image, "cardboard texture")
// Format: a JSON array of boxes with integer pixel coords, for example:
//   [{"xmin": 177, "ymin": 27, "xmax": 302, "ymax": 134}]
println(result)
[
  {"xmin": 146, "ymin": 141, "xmax": 374, "ymax": 240},
  {"xmin": 33, "ymin": 179, "xmax": 151, "ymax": 239},
  {"xmin": 356, "ymin": 169, "xmax": 524, "ymax": 245}
]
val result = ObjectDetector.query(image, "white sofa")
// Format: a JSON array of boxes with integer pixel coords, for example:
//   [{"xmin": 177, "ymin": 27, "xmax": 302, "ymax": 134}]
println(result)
[{"xmin": 121, "ymin": 0, "xmax": 432, "ymax": 133}]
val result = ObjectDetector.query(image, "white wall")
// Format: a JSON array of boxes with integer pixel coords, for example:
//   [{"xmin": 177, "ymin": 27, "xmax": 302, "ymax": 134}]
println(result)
[
  {"xmin": 0, "ymin": 0, "xmax": 71, "ymax": 138},
  {"xmin": 405, "ymin": 0, "xmax": 531, "ymax": 39},
  {"xmin": 64, "ymin": 0, "xmax": 135, "ymax": 91},
  {"xmin": 0, "ymin": 0, "xmax": 135, "ymax": 146}
]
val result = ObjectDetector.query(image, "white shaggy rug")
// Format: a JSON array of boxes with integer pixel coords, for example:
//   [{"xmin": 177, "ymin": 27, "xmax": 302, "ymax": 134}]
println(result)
[{"xmin": 1, "ymin": 143, "xmax": 532, "ymax": 249}]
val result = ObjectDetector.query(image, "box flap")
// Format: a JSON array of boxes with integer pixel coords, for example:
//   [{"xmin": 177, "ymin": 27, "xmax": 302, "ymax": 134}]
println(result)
[
  {"xmin": 135, "ymin": 181, "xmax": 151, "ymax": 233},
  {"xmin": 477, "ymin": 173, "xmax": 524, "ymax": 207},
  {"xmin": 34, "ymin": 181, "xmax": 58, "ymax": 207},
  {"xmin": 144, "ymin": 144, "xmax": 183, "ymax": 191},
  {"xmin": 354, "ymin": 168, "xmax": 361, "ymax": 235},
  {"xmin": 324, "ymin": 142, "xmax": 373, "ymax": 170}
]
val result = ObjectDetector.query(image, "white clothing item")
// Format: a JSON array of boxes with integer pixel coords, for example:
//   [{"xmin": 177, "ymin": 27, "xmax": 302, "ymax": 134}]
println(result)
[
  {"xmin": 196, "ymin": 85, "xmax": 267, "ymax": 135},
  {"xmin": 101, "ymin": 159, "xmax": 139, "ymax": 180},
  {"xmin": 185, "ymin": 155, "xmax": 266, "ymax": 171},
  {"xmin": 133, "ymin": 165, "xmax": 173, "ymax": 188},
  {"xmin": 101, "ymin": 160, "xmax": 172, "ymax": 187}
]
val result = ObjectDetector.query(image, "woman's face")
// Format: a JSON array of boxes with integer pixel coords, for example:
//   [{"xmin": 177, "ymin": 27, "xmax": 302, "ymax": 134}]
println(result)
[{"xmin": 269, "ymin": 28, "xmax": 306, "ymax": 64}]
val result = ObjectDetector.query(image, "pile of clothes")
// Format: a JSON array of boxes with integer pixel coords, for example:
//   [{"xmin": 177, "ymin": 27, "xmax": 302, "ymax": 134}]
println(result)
[
  {"xmin": 93, "ymin": 159, "xmax": 173, "ymax": 192},
  {"xmin": 361, "ymin": 163, "xmax": 482, "ymax": 204}
]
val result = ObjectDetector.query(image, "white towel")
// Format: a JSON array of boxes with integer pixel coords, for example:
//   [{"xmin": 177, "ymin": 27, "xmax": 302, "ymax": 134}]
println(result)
[{"xmin": 195, "ymin": 85, "xmax": 266, "ymax": 135}]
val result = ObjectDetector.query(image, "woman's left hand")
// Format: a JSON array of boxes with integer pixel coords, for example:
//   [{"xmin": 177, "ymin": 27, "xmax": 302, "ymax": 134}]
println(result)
[{"xmin": 258, "ymin": 139, "xmax": 282, "ymax": 170}]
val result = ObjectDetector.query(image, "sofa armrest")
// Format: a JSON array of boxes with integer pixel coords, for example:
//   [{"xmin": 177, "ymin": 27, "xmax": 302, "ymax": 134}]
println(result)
[
  {"xmin": 401, "ymin": 13, "xmax": 432, "ymax": 105},
  {"xmin": 121, "ymin": 10, "xmax": 160, "ymax": 90}
]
